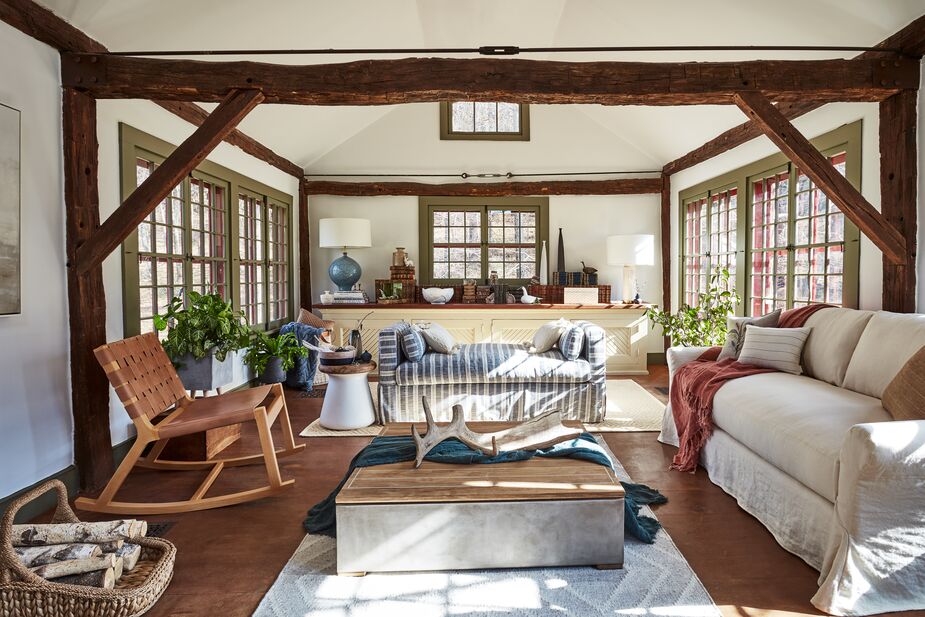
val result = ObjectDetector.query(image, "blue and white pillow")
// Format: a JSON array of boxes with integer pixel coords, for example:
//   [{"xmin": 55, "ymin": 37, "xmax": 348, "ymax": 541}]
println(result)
[
  {"xmin": 400, "ymin": 326, "xmax": 427, "ymax": 362},
  {"xmin": 558, "ymin": 326, "xmax": 584, "ymax": 360}
]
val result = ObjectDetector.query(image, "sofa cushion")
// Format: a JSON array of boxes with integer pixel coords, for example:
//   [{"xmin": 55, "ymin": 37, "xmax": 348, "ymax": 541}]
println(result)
[
  {"xmin": 800, "ymin": 307, "xmax": 874, "ymax": 387},
  {"xmin": 395, "ymin": 342, "xmax": 592, "ymax": 386},
  {"xmin": 843, "ymin": 312, "xmax": 925, "ymax": 399},
  {"xmin": 712, "ymin": 372, "xmax": 890, "ymax": 502}
]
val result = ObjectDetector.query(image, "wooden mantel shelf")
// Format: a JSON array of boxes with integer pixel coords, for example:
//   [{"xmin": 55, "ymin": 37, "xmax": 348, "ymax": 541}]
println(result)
[{"xmin": 314, "ymin": 303, "xmax": 655, "ymax": 310}]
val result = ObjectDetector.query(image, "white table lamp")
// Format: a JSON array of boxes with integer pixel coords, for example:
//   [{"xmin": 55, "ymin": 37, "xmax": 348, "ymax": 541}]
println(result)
[
  {"xmin": 319, "ymin": 218, "xmax": 372, "ymax": 291},
  {"xmin": 607, "ymin": 234, "xmax": 655, "ymax": 303}
]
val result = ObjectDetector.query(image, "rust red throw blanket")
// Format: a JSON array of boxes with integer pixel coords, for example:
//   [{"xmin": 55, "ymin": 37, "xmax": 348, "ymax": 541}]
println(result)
[{"xmin": 669, "ymin": 304, "xmax": 833, "ymax": 472}]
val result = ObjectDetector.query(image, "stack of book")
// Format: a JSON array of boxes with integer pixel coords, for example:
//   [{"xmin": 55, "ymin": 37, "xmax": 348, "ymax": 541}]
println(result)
[
  {"xmin": 389, "ymin": 265, "xmax": 416, "ymax": 282},
  {"xmin": 332, "ymin": 290, "xmax": 370, "ymax": 304}
]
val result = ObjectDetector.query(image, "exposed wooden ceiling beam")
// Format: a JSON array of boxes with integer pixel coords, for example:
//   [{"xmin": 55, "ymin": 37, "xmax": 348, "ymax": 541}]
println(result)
[
  {"xmin": 74, "ymin": 89, "xmax": 265, "ymax": 273},
  {"xmin": 303, "ymin": 178, "xmax": 662, "ymax": 196},
  {"xmin": 154, "ymin": 101, "xmax": 303, "ymax": 177},
  {"xmin": 663, "ymin": 15, "xmax": 925, "ymax": 176},
  {"xmin": 733, "ymin": 91, "xmax": 907, "ymax": 265},
  {"xmin": 60, "ymin": 54, "xmax": 918, "ymax": 106}
]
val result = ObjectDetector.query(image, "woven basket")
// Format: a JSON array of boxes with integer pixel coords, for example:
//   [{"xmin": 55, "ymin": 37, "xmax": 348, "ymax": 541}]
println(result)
[{"xmin": 0, "ymin": 480, "xmax": 176, "ymax": 617}]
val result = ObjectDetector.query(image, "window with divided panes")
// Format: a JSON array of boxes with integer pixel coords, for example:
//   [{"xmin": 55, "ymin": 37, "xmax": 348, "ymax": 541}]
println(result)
[
  {"xmin": 440, "ymin": 102, "xmax": 529, "ymax": 140},
  {"xmin": 421, "ymin": 198, "xmax": 547, "ymax": 284},
  {"xmin": 122, "ymin": 125, "xmax": 293, "ymax": 336},
  {"xmin": 679, "ymin": 122, "xmax": 860, "ymax": 316}
]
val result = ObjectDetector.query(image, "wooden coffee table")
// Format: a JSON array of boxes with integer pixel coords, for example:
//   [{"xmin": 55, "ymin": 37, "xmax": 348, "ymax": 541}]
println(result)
[{"xmin": 335, "ymin": 422, "xmax": 625, "ymax": 575}]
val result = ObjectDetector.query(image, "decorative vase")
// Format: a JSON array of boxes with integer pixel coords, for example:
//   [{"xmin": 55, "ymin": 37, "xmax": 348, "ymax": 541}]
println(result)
[
  {"xmin": 392, "ymin": 247, "xmax": 407, "ymax": 267},
  {"xmin": 259, "ymin": 357, "xmax": 287, "ymax": 384},
  {"xmin": 539, "ymin": 240, "xmax": 548, "ymax": 284},
  {"xmin": 320, "ymin": 291, "xmax": 334, "ymax": 305},
  {"xmin": 556, "ymin": 228, "xmax": 565, "ymax": 272},
  {"xmin": 329, "ymin": 251, "xmax": 362, "ymax": 291}
]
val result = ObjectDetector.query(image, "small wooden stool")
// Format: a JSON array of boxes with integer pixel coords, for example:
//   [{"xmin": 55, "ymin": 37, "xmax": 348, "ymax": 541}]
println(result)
[{"xmin": 318, "ymin": 361, "xmax": 377, "ymax": 430}]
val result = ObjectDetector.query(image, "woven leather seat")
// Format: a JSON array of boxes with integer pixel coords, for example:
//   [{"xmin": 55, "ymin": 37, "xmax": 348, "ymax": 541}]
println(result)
[
  {"xmin": 74, "ymin": 333, "xmax": 305, "ymax": 515},
  {"xmin": 155, "ymin": 385, "xmax": 274, "ymax": 438}
]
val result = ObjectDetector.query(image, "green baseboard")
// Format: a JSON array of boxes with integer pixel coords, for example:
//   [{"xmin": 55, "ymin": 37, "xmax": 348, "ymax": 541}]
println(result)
[
  {"xmin": 647, "ymin": 352, "xmax": 667, "ymax": 365},
  {"xmin": 0, "ymin": 438, "xmax": 136, "ymax": 524}
]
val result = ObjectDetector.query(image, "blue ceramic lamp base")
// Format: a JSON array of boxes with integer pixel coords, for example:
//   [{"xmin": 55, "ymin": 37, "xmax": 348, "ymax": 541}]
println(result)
[{"xmin": 329, "ymin": 251, "xmax": 362, "ymax": 291}]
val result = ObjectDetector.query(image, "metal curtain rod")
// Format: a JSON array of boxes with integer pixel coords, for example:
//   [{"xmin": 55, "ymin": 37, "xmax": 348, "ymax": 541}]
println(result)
[
  {"xmin": 304, "ymin": 170, "xmax": 661, "ymax": 179},
  {"xmin": 109, "ymin": 44, "xmax": 903, "ymax": 58}
]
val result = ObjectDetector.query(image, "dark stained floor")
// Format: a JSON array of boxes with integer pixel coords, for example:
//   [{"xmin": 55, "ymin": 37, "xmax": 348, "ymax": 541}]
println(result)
[{"xmin": 66, "ymin": 366, "xmax": 923, "ymax": 617}]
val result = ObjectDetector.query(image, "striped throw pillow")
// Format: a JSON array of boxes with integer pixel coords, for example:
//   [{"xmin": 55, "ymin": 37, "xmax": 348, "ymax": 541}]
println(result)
[
  {"xmin": 558, "ymin": 326, "xmax": 584, "ymax": 360},
  {"xmin": 400, "ymin": 326, "xmax": 427, "ymax": 362},
  {"xmin": 737, "ymin": 325, "xmax": 811, "ymax": 375}
]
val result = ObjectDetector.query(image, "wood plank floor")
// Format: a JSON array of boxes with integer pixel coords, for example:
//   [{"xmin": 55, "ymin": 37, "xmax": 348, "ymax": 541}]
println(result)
[{"xmin": 66, "ymin": 366, "xmax": 923, "ymax": 617}]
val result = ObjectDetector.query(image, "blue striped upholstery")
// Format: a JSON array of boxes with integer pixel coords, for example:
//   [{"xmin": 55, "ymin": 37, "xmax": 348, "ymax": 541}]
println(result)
[
  {"xmin": 558, "ymin": 326, "xmax": 584, "ymax": 360},
  {"xmin": 379, "ymin": 320, "xmax": 607, "ymax": 423},
  {"xmin": 396, "ymin": 343, "xmax": 591, "ymax": 385},
  {"xmin": 400, "ymin": 327, "xmax": 427, "ymax": 362}
]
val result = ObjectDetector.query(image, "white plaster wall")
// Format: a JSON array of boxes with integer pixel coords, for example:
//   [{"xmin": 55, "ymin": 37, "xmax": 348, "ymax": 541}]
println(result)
[
  {"xmin": 96, "ymin": 100, "xmax": 301, "ymax": 445},
  {"xmin": 669, "ymin": 102, "xmax": 890, "ymax": 313},
  {"xmin": 308, "ymin": 194, "xmax": 665, "ymax": 353},
  {"xmin": 0, "ymin": 22, "xmax": 70, "ymax": 498}
]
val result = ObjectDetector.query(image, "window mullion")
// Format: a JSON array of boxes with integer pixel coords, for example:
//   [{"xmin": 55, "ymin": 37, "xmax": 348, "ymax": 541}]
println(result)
[{"xmin": 786, "ymin": 163, "xmax": 797, "ymax": 309}]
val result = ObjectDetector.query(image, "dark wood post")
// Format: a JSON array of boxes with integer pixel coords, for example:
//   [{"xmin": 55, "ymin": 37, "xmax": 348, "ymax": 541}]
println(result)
[
  {"xmin": 63, "ymin": 88, "xmax": 113, "ymax": 490},
  {"xmin": 298, "ymin": 178, "xmax": 312, "ymax": 310},
  {"xmin": 880, "ymin": 90, "xmax": 918, "ymax": 312}
]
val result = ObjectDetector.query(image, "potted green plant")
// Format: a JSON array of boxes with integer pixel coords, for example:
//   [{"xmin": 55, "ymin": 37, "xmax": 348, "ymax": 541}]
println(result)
[
  {"xmin": 154, "ymin": 291, "xmax": 251, "ymax": 391},
  {"xmin": 244, "ymin": 331, "xmax": 308, "ymax": 384},
  {"xmin": 647, "ymin": 267, "xmax": 739, "ymax": 347}
]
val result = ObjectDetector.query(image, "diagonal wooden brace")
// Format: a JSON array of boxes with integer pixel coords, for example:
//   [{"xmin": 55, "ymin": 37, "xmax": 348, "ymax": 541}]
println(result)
[
  {"xmin": 733, "ymin": 91, "xmax": 907, "ymax": 265},
  {"xmin": 73, "ymin": 88, "xmax": 264, "ymax": 273}
]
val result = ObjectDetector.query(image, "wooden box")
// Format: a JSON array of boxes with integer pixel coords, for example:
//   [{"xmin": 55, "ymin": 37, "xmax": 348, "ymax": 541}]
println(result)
[{"xmin": 375, "ymin": 280, "xmax": 416, "ymax": 303}]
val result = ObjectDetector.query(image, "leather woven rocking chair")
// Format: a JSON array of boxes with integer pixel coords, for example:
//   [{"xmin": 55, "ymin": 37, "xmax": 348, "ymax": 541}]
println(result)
[{"xmin": 74, "ymin": 333, "xmax": 305, "ymax": 515}]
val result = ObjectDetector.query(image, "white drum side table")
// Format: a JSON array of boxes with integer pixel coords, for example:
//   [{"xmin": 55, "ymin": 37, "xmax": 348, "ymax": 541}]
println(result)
[{"xmin": 318, "ymin": 361, "xmax": 377, "ymax": 430}]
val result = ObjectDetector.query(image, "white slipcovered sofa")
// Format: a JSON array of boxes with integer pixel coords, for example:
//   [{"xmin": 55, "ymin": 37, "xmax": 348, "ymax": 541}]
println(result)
[{"xmin": 660, "ymin": 308, "xmax": 925, "ymax": 616}]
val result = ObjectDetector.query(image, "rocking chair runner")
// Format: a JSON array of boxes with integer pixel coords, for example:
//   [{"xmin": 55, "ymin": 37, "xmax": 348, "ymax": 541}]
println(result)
[{"xmin": 74, "ymin": 333, "xmax": 305, "ymax": 515}]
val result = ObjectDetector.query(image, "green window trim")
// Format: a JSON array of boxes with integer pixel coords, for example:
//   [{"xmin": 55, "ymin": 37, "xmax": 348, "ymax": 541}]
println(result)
[
  {"xmin": 418, "ymin": 196, "xmax": 549, "ymax": 286},
  {"xmin": 439, "ymin": 102, "xmax": 530, "ymax": 141},
  {"xmin": 678, "ymin": 121, "xmax": 862, "ymax": 316},
  {"xmin": 120, "ymin": 123, "xmax": 294, "ymax": 337}
]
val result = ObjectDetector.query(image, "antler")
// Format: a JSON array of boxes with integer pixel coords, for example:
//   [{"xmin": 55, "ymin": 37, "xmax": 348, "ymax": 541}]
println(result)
[{"xmin": 412, "ymin": 397, "xmax": 498, "ymax": 467}]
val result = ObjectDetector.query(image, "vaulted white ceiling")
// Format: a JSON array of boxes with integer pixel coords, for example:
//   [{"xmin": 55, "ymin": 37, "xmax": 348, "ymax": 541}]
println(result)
[{"xmin": 38, "ymin": 0, "xmax": 925, "ymax": 173}]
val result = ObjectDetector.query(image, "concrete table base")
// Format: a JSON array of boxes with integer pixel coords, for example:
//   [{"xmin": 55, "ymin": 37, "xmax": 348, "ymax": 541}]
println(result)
[{"xmin": 336, "ymin": 498, "xmax": 624, "ymax": 575}]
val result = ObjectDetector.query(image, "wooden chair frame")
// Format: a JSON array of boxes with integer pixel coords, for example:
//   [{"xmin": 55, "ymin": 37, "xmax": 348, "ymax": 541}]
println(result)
[{"xmin": 75, "ymin": 334, "xmax": 305, "ymax": 515}]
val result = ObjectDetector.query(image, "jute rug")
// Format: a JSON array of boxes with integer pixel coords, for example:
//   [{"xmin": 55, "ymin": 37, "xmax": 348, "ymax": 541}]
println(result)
[
  {"xmin": 252, "ymin": 450, "xmax": 718, "ymax": 617},
  {"xmin": 300, "ymin": 380, "xmax": 664, "ymax": 437}
]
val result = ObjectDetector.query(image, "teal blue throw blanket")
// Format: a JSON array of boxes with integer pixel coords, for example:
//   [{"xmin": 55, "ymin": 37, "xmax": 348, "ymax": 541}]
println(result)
[{"xmin": 304, "ymin": 433, "xmax": 667, "ymax": 543}]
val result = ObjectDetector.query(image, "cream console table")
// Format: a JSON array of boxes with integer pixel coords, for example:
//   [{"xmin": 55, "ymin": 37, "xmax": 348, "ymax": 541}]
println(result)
[{"xmin": 316, "ymin": 303, "xmax": 652, "ymax": 375}]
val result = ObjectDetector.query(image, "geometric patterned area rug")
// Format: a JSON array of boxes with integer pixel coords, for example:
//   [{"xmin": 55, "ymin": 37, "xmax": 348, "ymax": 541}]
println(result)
[{"xmin": 252, "ymin": 453, "xmax": 719, "ymax": 617}]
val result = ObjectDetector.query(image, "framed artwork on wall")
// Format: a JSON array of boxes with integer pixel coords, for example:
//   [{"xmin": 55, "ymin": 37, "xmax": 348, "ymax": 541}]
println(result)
[{"xmin": 0, "ymin": 102, "xmax": 21, "ymax": 315}]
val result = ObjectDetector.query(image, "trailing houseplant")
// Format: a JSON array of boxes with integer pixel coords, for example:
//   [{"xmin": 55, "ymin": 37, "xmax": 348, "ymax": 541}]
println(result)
[
  {"xmin": 646, "ymin": 267, "xmax": 739, "ymax": 347},
  {"xmin": 244, "ymin": 331, "xmax": 308, "ymax": 384},
  {"xmin": 154, "ymin": 291, "xmax": 252, "ymax": 390}
]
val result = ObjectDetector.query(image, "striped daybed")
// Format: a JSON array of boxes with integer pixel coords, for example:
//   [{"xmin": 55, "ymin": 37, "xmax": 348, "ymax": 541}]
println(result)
[{"xmin": 378, "ymin": 321, "xmax": 607, "ymax": 423}]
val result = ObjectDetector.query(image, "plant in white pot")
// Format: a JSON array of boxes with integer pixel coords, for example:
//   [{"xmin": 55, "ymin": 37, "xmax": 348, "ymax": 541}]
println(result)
[
  {"xmin": 154, "ymin": 291, "xmax": 251, "ymax": 392},
  {"xmin": 244, "ymin": 331, "xmax": 307, "ymax": 384},
  {"xmin": 646, "ymin": 267, "xmax": 739, "ymax": 347}
]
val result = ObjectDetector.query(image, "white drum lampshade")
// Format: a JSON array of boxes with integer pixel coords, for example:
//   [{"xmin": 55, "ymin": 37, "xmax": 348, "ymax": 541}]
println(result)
[
  {"xmin": 318, "ymin": 218, "xmax": 372, "ymax": 249},
  {"xmin": 318, "ymin": 218, "xmax": 372, "ymax": 292},
  {"xmin": 606, "ymin": 234, "xmax": 655, "ymax": 303}
]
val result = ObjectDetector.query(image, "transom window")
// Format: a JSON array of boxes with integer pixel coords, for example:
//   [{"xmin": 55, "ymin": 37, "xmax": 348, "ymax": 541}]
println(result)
[
  {"xmin": 420, "ymin": 197, "xmax": 548, "ymax": 284},
  {"xmin": 121, "ymin": 125, "xmax": 293, "ymax": 336},
  {"xmin": 440, "ymin": 102, "xmax": 530, "ymax": 141},
  {"xmin": 679, "ymin": 122, "xmax": 860, "ymax": 316}
]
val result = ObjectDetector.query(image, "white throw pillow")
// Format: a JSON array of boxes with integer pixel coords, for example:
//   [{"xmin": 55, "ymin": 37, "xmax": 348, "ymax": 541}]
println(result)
[
  {"xmin": 531, "ymin": 318, "xmax": 571, "ymax": 353},
  {"xmin": 737, "ymin": 325, "xmax": 811, "ymax": 375},
  {"xmin": 417, "ymin": 322, "xmax": 459, "ymax": 354}
]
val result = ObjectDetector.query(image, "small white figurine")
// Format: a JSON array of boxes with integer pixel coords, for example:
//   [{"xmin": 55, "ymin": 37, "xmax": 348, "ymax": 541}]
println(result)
[{"xmin": 520, "ymin": 286, "xmax": 540, "ymax": 304}]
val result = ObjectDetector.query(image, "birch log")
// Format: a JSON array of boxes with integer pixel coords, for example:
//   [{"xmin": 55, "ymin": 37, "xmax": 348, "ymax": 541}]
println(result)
[
  {"xmin": 12, "ymin": 520, "xmax": 146, "ymax": 546},
  {"xmin": 51, "ymin": 567, "xmax": 115, "ymax": 589},
  {"xmin": 95, "ymin": 539, "xmax": 124, "ymax": 553},
  {"xmin": 113, "ymin": 543, "xmax": 142, "ymax": 571},
  {"xmin": 30, "ymin": 554, "xmax": 116, "ymax": 579},
  {"xmin": 111, "ymin": 555, "xmax": 124, "ymax": 581},
  {"xmin": 15, "ymin": 543, "xmax": 102, "ymax": 567}
]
